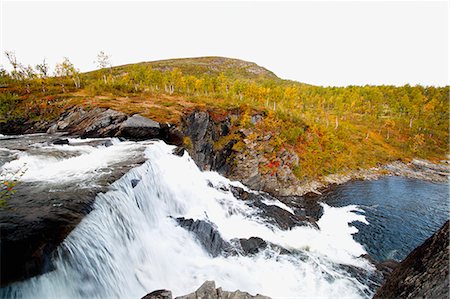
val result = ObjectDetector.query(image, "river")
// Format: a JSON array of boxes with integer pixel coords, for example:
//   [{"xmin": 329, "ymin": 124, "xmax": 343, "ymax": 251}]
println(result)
[
  {"xmin": 0, "ymin": 135, "xmax": 447, "ymax": 298},
  {"xmin": 321, "ymin": 177, "xmax": 448, "ymax": 262}
]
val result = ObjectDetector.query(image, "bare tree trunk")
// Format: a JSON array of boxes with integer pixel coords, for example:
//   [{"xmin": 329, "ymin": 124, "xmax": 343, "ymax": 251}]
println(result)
[
  {"xmin": 409, "ymin": 117, "xmax": 413, "ymax": 128},
  {"xmin": 103, "ymin": 74, "xmax": 107, "ymax": 84},
  {"xmin": 335, "ymin": 116, "xmax": 339, "ymax": 130}
]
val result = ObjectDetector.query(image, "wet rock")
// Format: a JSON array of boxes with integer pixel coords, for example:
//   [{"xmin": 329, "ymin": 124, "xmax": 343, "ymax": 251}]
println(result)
[
  {"xmin": 52, "ymin": 138, "xmax": 69, "ymax": 145},
  {"xmin": 229, "ymin": 186, "xmax": 260, "ymax": 201},
  {"xmin": 104, "ymin": 140, "xmax": 114, "ymax": 147},
  {"xmin": 234, "ymin": 237, "xmax": 291, "ymax": 255},
  {"xmin": 238, "ymin": 237, "xmax": 267, "ymax": 255},
  {"xmin": 118, "ymin": 114, "xmax": 160, "ymax": 140},
  {"xmin": 0, "ymin": 183, "xmax": 101, "ymax": 286},
  {"xmin": 131, "ymin": 179, "xmax": 140, "ymax": 188},
  {"xmin": 375, "ymin": 259, "xmax": 399, "ymax": 279},
  {"xmin": 359, "ymin": 254, "xmax": 399, "ymax": 280},
  {"xmin": 173, "ymin": 147, "xmax": 185, "ymax": 157},
  {"xmin": 160, "ymin": 124, "xmax": 184, "ymax": 146},
  {"xmin": 173, "ymin": 281, "xmax": 270, "ymax": 299},
  {"xmin": 374, "ymin": 221, "xmax": 449, "ymax": 299},
  {"xmin": 251, "ymin": 200, "xmax": 314, "ymax": 230},
  {"xmin": 230, "ymin": 186, "xmax": 317, "ymax": 229},
  {"xmin": 338, "ymin": 263, "xmax": 384, "ymax": 296},
  {"xmin": 175, "ymin": 218, "xmax": 230, "ymax": 257},
  {"xmin": 278, "ymin": 195, "xmax": 324, "ymax": 222},
  {"xmin": 142, "ymin": 290, "xmax": 173, "ymax": 299}
]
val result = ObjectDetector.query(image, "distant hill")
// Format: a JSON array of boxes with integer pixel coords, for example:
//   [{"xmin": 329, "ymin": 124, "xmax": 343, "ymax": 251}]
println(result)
[{"xmin": 114, "ymin": 56, "xmax": 279, "ymax": 81}]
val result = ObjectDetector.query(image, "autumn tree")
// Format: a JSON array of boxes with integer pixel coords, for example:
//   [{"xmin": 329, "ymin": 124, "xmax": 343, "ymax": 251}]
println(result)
[
  {"xmin": 54, "ymin": 57, "xmax": 80, "ymax": 92},
  {"xmin": 35, "ymin": 59, "xmax": 49, "ymax": 92},
  {"xmin": 95, "ymin": 51, "xmax": 112, "ymax": 84}
]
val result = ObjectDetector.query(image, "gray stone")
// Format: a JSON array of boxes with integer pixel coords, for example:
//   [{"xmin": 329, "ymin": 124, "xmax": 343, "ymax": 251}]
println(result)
[
  {"xmin": 142, "ymin": 289, "xmax": 173, "ymax": 299},
  {"xmin": 119, "ymin": 114, "xmax": 160, "ymax": 140},
  {"xmin": 175, "ymin": 218, "xmax": 230, "ymax": 257},
  {"xmin": 374, "ymin": 221, "xmax": 449, "ymax": 299},
  {"xmin": 171, "ymin": 280, "xmax": 271, "ymax": 299}
]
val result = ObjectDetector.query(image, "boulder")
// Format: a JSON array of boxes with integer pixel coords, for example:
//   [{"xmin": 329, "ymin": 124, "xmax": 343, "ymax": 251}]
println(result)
[
  {"xmin": 142, "ymin": 290, "xmax": 173, "ymax": 299},
  {"xmin": 374, "ymin": 221, "xmax": 449, "ymax": 299},
  {"xmin": 251, "ymin": 200, "xmax": 315, "ymax": 230},
  {"xmin": 175, "ymin": 218, "xmax": 230, "ymax": 257},
  {"xmin": 52, "ymin": 138, "xmax": 69, "ymax": 145},
  {"xmin": 118, "ymin": 114, "xmax": 161, "ymax": 140},
  {"xmin": 71, "ymin": 108, "xmax": 127, "ymax": 138},
  {"xmin": 171, "ymin": 281, "xmax": 270, "ymax": 299},
  {"xmin": 173, "ymin": 147, "xmax": 185, "ymax": 157},
  {"xmin": 238, "ymin": 237, "xmax": 267, "ymax": 255},
  {"xmin": 230, "ymin": 186, "xmax": 317, "ymax": 229},
  {"xmin": 160, "ymin": 124, "xmax": 184, "ymax": 146}
]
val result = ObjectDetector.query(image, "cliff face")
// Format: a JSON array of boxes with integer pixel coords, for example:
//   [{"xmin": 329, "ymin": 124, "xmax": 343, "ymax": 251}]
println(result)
[
  {"xmin": 374, "ymin": 220, "xmax": 449, "ymax": 299},
  {"xmin": 181, "ymin": 110, "xmax": 304, "ymax": 197}
]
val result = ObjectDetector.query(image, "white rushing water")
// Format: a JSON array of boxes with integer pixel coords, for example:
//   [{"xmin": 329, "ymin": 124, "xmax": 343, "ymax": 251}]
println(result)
[{"xmin": 1, "ymin": 140, "xmax": 377, "ymax": 299}]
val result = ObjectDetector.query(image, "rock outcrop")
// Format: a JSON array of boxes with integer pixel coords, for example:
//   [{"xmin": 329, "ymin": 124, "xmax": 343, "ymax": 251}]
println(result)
[
  {"xmin": 181, "ymin": 110, "xmax": 307, "ymax": 197},
  {"xmin": 142, "ymin": 281, "xmax": 270, "ymax": 299},
  {"xmin": 182, "ymin": 110, "xmax": 236, "ymax": 173},
  {"xmin": 47, "ymin": 107, "xmax": 183, "ymax": 144},
  {"xmin": 118, "ymin": 114, "xmax": 160, "ymax": 140},
  {"xmin": 374, "ymin": 221, "xmax": 449, "ymax": 299},
  {"xmin": 175, "ymin": 217, "xmax": 230, "ymax": 257}
]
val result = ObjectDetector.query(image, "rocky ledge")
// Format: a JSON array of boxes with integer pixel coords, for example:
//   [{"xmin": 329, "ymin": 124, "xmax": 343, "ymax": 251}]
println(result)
[
  {"xmin": 374, "ymin": 220, "xmax": 449, "ymax": 299},
  {"xmin": 142, "ymin": 281, "xmax": 270, "ymax": 299}
]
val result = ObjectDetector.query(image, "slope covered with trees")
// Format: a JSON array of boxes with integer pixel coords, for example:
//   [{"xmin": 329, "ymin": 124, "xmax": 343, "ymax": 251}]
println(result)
[{"xmin": 1, "ymin": 54, "xmax": 448, "ymax": 179}]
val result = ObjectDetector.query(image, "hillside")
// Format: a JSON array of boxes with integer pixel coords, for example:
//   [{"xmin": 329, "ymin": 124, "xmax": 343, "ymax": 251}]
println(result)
[
  {"xmin": 0, "ymin": 56, "xmax": 448, "ymax": 184},
  {"xmin": 114, "ymin": 56, "xmax": 279, "ymax": 81}
]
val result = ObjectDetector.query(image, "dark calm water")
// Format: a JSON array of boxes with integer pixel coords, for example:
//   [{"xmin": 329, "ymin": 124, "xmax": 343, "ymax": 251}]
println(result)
[{"xmin": 322, "ymin": 176, "xmax": 449, "ymax": 262}]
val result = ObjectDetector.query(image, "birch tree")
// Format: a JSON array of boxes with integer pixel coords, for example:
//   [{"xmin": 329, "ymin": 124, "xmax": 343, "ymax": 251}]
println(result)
[{"xmin": 95, "ymin": 51, "xmax": 111, "ymax": 84}]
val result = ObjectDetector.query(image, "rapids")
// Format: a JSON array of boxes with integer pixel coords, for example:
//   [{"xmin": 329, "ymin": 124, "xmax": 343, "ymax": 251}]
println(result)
[{"xmin": 1, "ymin": 138, "xmax": 378, "ymax": 299}]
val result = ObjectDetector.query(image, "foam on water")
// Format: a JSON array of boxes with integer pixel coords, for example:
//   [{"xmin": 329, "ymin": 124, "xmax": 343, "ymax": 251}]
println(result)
[
  {"xmin": 0, "ymin": 139, "xmax": 146, "ymax": 183},
  {"xmin": 1, "ymin": 140, "xmax": 376, "ymax": 299}
]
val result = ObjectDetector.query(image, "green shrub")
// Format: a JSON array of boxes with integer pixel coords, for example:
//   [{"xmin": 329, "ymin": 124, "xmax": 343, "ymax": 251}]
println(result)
[{"xmin": 0, "ymin": 93, "xmax": 21, "ymax": 120}]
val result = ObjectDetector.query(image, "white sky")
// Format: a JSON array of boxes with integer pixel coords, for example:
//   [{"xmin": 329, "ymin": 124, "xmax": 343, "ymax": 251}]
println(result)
[{"xmin": 1, "ymin": 1, "xmax": 448, "ymax": 86}]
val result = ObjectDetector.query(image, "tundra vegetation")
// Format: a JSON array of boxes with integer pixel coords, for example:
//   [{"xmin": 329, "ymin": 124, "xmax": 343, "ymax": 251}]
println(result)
[{"xmin": 0, "ymin": 52, "xmax": 448, "ymax": 180}]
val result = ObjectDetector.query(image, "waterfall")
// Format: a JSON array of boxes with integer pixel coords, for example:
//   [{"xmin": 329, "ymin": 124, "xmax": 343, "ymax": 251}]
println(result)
[{"xmin": 1, "ymin": 140, "xmax": 377, "ymax": 299}]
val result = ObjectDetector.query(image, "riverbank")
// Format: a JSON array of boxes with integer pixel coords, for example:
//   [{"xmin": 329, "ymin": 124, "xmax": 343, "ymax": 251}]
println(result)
[{"xmin": 295, "ymin": 158, "xmax": 449, "ymax": 197}]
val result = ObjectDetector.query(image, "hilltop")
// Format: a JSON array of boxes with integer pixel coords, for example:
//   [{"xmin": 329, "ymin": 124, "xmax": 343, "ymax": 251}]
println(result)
[
  {"xmin": 113, "ymin": 56, "xmax": 279, "ymax": 81},
  {"xmin": 0, "ymin": 56, "xmax": 448, "ymax": 193}
]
